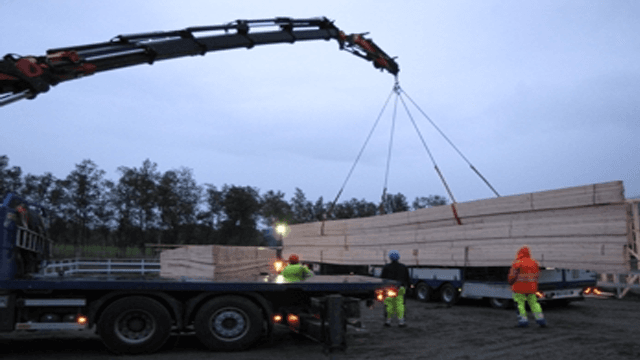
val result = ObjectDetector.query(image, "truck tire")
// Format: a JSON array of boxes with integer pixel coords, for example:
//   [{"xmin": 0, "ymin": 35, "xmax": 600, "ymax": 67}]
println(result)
[
  {"xmin": 439, "ymin": 283, "xmax": 459, "ymax": 305},
  {"xmin": 416, "ymin": 282, "xmax": 432, "ymax": 302},
  {"xmin": 97, "ymin": 296, "xmax": 172, "ymax": 355},
  {"xmin": 194, "ymin": 296, "xmax": 263, "ymax": 351}
]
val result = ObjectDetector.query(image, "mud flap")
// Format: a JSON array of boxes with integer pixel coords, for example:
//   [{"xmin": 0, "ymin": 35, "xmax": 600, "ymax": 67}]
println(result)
[{"xmin": 302, "ymin": 295, "xmax": 354, "ymax": 353}]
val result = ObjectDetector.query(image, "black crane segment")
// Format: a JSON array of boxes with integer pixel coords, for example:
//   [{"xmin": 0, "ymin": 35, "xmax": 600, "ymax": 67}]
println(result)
[{"xmin": 0, "ymin": 17, "xmax": 399, "ymax": 106}]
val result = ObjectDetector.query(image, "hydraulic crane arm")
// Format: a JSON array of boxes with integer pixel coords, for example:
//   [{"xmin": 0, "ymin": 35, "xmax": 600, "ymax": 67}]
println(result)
[{"xmin": 0, "ymin": 17, "xmax": 399, "ymax": 107}]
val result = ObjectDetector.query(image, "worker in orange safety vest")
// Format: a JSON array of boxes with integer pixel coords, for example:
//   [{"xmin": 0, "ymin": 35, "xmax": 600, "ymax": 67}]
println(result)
[{"xmin": 508, "ymin": 246, "xmax": 547, "ymax": 328}]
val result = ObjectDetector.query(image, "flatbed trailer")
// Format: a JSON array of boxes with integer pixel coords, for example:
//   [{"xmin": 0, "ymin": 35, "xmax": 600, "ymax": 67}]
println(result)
[
  {"xmin": 0, "ymin": 194, "xmax": 397, "ymax": 354},
  {"xmin": 363, "ymin": 265, "xmax": 597, "ymax": 308}
]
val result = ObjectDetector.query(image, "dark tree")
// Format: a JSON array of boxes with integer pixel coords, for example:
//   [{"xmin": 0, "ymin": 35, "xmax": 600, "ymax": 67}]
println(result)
[
  {"xmin": 65, "ymin": 159, "xmax": 107, "ymax": 249},
  {"xmin": 0, "ymin": 155, "xmax": 23, "ymax": 197},
  {"xmin": 290, "ymin": 188, "xmax": 315, "ymax": 224},
  {"xmin": 260, "ymin": 189, "xmax": 292, "ymax": 226},
  {"xmin": 381, "ymin": 192, "xmax": 410, "ymax": 214},
  {"xmin": 412, "ymin": 195, "xmax": 448, "ymax": 210},
  {"xmin": 219, "ymin": 185, "xmax": 261, "ymax": 246}
]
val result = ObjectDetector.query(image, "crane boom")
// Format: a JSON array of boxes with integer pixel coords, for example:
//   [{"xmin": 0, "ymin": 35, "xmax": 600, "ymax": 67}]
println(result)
[{"xmin": 0, "ymin": 17, "xmax": 399, "ymax": 107}]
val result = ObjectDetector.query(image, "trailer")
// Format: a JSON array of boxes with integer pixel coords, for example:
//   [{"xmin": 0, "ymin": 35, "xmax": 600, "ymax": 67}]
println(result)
[
  {"xmin": 367, "ymin": 265, "xmax": 597, "ymax": 308},
  {"xmin": 0, "ymin": 193, "xmax": 398, "ymax": 354}
]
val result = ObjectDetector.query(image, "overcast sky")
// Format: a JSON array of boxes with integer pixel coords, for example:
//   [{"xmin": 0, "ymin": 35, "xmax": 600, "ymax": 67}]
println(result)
[{"xmin": 2, "ymin": 0, "xmax": 639, "ymax": 206}]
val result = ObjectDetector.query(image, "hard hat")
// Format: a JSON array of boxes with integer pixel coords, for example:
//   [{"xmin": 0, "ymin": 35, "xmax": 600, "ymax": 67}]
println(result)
[
  {"xmin": 389, "ymin": 250, "xmax": 400, "ymax": 261},
  {"xmin": 289, "ymin": 254, "xmax": 300, "ymax": 264}
]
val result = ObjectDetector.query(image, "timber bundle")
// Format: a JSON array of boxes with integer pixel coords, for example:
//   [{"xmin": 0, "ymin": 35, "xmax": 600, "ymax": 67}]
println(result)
[
  {"xmin": 160, "ymin": 245, "xmax": 276, "ymax": 281},
  {"xmin": 283, "ymin": 181, "xmax": 631, "ymax": 273}
]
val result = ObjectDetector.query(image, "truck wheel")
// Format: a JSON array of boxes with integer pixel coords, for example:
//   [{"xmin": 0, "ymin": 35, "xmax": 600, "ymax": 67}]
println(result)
[
  {"xmin": 489, "ymin": 298, "xmax": 512, "ymax": 309},
  {"xmin": 439, "ymin": 283, "xmax": 459, "ymax": 305},
  {"xmin": 98, "ymin": 296, "xmax": 172, "ymax": 354},
  {"xmin": 416, "ymin": 283, "xmax": 432, "ymax": 302},
  {"xmin": 194, "ymin": 296, "xmax": 263, "ymax": 351}
]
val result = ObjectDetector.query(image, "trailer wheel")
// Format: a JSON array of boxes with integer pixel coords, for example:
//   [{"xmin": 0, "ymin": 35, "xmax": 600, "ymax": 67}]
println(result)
[
  {"xmin": 194, "ymin": 296, "xmax": 263, "ymax": 351},
  {"xmin": 415, "ymin": 283, "xmax": 432, "ymax": 302},
  {"xmin": 489, "ymin": 298, "xmax": 513, "ymax": 309},
  {"xmin": 439, "ymin": 283, "xmax": 459, "ymax": 305},
  {"xmin": 98, "ymin": 296, "xmax": 172, "ymax": 354}
]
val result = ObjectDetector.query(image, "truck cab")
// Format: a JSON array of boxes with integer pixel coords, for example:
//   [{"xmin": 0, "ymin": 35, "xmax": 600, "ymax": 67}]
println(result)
[{"xmin": 0, "ymin": 193, "xmax": 53, "ymax": 280}]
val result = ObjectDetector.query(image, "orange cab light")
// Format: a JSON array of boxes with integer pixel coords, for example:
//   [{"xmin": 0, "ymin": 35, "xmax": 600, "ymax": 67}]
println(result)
[
  {"xmin": 387, "ymin": 288, "xmax": 398, "ymax": 298},
  {"xmin": 583, "ymin": 287, "xmax": 592, "ymax": 295},
  {"xmin": 287, "ymin": 314, "xmax": 300, "ymax": 326},
  {"xmin": 593, "ymin": 288, "xmax": 602, "ymax": 295},
  {"xmin": 535, "ymin": 291, "xmax": 544, "ymax": 299},
  {"xmin": 77, "ymin": 315, "xmax": 88, "ymax": 325},
  {"xmin": 272, "ymin": 314, "xmax": 283, "ymax": 323}
]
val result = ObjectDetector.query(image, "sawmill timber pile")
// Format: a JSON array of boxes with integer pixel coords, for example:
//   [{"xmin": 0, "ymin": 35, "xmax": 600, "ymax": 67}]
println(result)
[
  {"xmin": 282, "ymin": 181, "xmax": 632, "ymax": 273},
  {"xmin": 160, "ymin": 245, "xmax": 276, "ymax": 280}
]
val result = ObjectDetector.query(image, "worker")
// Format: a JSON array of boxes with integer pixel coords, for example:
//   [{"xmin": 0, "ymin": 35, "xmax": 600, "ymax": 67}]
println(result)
[
  {"xmin": 508, "ymin": 246, "xmax": 547, "ymax": 328},
  {"xmin": 380, "ymin": 250, "xmax": 411, "ymax": 327},
  {"xmin": 16, "ymin": 203, "xmax": 28, "ymax": 228},
  {"xmin": 281, "ymin": 254, "xmax": 314, "ymax": 282}
]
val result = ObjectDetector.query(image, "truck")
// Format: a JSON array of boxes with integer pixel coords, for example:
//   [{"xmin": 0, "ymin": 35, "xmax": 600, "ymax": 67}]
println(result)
[
  {"xmin": 0, "ymin": 193, "xmax": 400, "ymax": 354},
  {"xmin": 0, "ymin": 17, "xmax": 403, "ymax": 354}
]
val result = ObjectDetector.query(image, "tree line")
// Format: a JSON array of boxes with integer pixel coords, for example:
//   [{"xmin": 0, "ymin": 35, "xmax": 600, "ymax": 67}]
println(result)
[{"xmin": 0, "ymin": 155, "xmax": 448, "ymax": 252}]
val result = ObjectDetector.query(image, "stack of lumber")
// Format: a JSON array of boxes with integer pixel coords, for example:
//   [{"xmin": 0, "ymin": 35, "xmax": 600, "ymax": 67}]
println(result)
[
  {"xmin": 283, "ymin": 181, "xmax": 631, "ymax": 273},
  {"xmin": 160, "ymin": 245, "xmax": 277, "ymax": 281}
]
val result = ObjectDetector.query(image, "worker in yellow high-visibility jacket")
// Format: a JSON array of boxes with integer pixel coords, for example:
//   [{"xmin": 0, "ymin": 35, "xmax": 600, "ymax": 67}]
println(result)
[
  {"xmin": 381, "ymin": 250, "xmax": 411, "ymax": 327},
  {"xmin": 281, "ymin": 254, "xmax": 314, "ymax": 282}
]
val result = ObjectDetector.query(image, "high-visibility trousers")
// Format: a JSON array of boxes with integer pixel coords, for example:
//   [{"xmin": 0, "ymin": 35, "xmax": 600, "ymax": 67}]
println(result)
[
  {"xmin": 384, "ymin": 287, "xmax": 406, "ymax": 319},
  {"xmin": 512, "ymin": 292, "xmax": 543, "ymax": 317}
]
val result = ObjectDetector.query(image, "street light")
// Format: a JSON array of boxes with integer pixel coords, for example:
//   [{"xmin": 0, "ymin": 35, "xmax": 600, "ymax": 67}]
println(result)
[{"xmin": 274, "ymin": 221, "xmax": 289, "ymax": 259}]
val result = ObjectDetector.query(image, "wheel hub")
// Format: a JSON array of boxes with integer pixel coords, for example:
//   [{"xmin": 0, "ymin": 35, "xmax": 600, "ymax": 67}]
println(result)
[
  {"xmin": 211, "ymin": 309, "xmax": 247, "ymax": 339},
  {"xmin": 115, "ymin": 311, "xmax": 155, "ymax": 344}
]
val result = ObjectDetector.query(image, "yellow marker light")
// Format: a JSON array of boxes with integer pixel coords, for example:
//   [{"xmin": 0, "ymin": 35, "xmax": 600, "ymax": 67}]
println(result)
[
  {"xmin": 535, "ymin": 291, "xmax": 544, "ymax": 299},
  {"xmin": 386, "ymin": 288, "xmax": 398, "ymax": 298},
  {"xmin": 272, "ymin": 314, "xmax": 283, "ymax": 323},
  {"xmin": 593, "ymin": 288, "xmax": 602, "ymax": 295},
  {"xmin": 77, "ymin": 315, "xmax": 88, "ymax": 325}
]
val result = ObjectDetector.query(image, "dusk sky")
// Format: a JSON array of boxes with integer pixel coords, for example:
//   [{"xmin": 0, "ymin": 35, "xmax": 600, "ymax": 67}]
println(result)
[{"xmin": 2, "ymin": 0, "xmax": 639, "ymax": 206}]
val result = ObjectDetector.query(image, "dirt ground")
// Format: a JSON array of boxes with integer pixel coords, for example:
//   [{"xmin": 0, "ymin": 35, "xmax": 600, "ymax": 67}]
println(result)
[{"xmin": 1, "ymin": 295, "xmax": 639, "ymax": 360}]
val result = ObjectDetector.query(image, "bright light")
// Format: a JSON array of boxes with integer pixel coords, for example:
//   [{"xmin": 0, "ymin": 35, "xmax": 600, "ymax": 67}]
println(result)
[
  {"xmin": 287, "ymin": 314, "xmax": 300, "ymax": 326},
  {"xmin": 272, "ymin": 314, "xmax": 283, "ymax": 323},
  {"xmin": 275, "ymin": 274, "xmax": 285, "ymax": 284},
  {"xmin": 583, "ymin": 287, "xmax": 592, "ymax": 294},
  {"xmin": 274, "ymin": 222, "xmax": 290, "ymax": 237},
  {"xmin": 273, "ymin": 260, "xmax": 285, "ymax": 273},
  {"xmin": 387, "ymin": 288, "xmax": 398, "ymax": 298},
  {"xmin": 535, "ymin": 291, "xmax": 544, "ymax": 299},
  {"xmin": 593, "ymin": 288, "xmax": 602, "ymax": 295},
  {"xmin": 77, "ymin": 315, "xmax": 88, "ymax": 325}
]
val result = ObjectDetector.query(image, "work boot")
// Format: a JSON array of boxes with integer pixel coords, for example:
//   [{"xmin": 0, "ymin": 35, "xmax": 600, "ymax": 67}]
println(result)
[
  {"xmin": 398, "ymin": 318, "xmax": 406, "ymax": 328},
  {"xmin": 534, "ymin": 313, "xmax": 547, "ymax": 328},
  {"xmin": 517, "ymin": 315, "xmax": 529, "ymax": 328}
]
